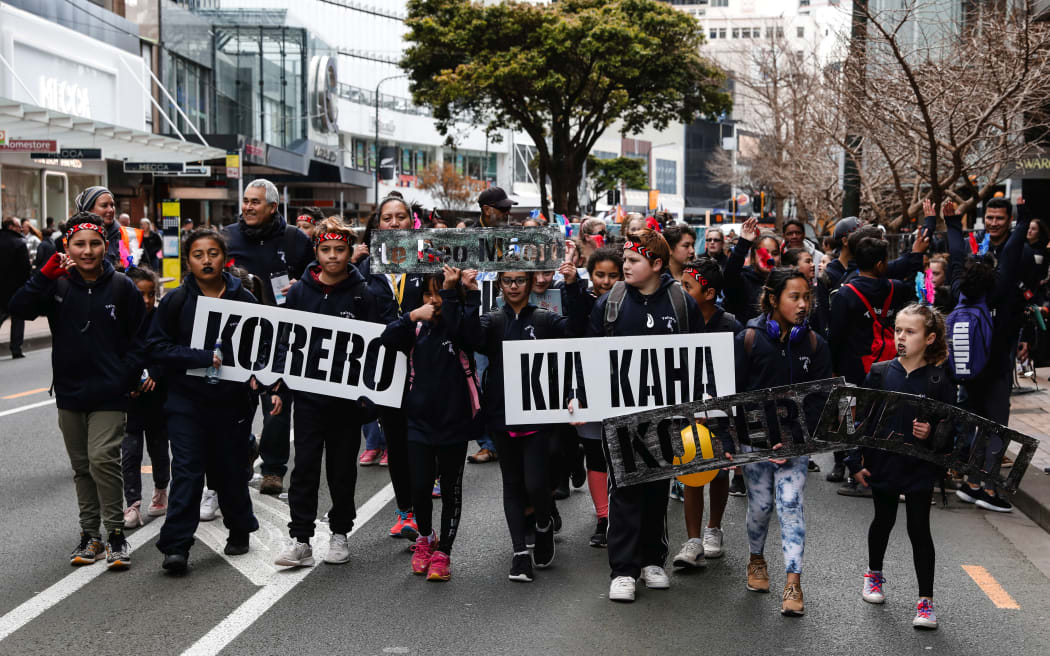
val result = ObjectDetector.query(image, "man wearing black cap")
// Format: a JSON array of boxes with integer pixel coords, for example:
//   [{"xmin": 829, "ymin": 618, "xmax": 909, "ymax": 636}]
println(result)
[{"xmin": 477, "ymin": 187, "xmax": 518, "ymax": 227}]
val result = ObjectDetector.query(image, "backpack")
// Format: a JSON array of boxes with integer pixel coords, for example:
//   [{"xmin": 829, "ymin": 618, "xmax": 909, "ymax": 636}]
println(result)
[
  {"xmin": 945, "ymin": 295, "xmax": 993, "ymax": 381},
  {"xmin": 604, "ymin": 280, "xmax": 689, "ymax": 336},
  {"xmin": 844, "ymin": 282, "xmax": 897, "ymax": 374},
  {"xmin": 409, "ymin": 323, "xmax": 480, "ymax": 418}
]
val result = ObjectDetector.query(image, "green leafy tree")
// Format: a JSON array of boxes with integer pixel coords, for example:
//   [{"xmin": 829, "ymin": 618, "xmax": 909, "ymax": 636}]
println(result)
[
  {"xmin": 586, "ymin": 155, "xmax": 647, "ymax": 212},
  {"xmin": 402, "ymin": 0, "xmax": 731, "ymax": 217}
]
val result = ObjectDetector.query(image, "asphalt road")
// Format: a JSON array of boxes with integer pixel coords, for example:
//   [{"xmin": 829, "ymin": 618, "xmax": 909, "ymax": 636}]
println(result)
[{"xmin": 2, "ymin": 349, "xmax": 1049, "ymax": 655}]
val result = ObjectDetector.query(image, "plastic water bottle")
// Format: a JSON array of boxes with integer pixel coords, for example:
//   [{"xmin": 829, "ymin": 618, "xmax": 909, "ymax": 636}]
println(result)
[{"xmin": 205, "ymin": 339, "xmax": 223, "ymax": 385}]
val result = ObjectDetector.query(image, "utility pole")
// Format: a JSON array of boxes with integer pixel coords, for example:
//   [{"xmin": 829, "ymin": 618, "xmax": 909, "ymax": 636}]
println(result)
[
  {"xmin": 842, "ymin": 0, "xmax": 868, "ymax": 219},
  {"xmin": 374, "ymin": 74, "xmax": 408, "ymax": 208}
]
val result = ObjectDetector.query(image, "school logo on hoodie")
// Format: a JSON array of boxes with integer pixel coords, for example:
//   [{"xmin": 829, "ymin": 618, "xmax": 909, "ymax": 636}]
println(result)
[
  {"xmin": 799, "ymin": 356, "xmax": 811, "ymax": 373},
  {"xmin": 104, "ymin": 304, "xmax": 117, "ymax": 320},
  {"xmin": 661, "ymin": 315, "xmax": 678, "ymax": 332},
  {"xmin": 524, "ymin": 326, "xmax": 537, "ymax": 339}
]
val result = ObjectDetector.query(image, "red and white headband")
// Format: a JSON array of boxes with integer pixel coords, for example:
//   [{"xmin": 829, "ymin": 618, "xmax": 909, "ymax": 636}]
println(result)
[
  {"xmin": 314, "ymin": 232, "xmax": 350, "ymax": 247},
  {"xmin": 297, "ymin": 215, "xmax": 317, "ymax": 225},
  {"xmin": 65, "ymin": 222, "xmax": 107, "ymax": 243},
  {"xmin": 624, "ymin": 240, "xmax": 655, "ymax": 261},
  {"xmin": 683, "ymin": 267, "xmax": 708, "ymax": 287}
]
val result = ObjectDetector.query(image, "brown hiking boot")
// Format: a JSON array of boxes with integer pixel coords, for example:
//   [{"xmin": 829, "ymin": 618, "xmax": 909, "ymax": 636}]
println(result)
[
  {"xmin": 260, "ymin": 474, "xmax": 283, "ymax": 495},
  {"xmin": 746, "ymin": 554, "xmax": 769, "ymax": 592},
  {"xmin": 781, "ymin": 582, "xmax": 805, "ymax": 616}
]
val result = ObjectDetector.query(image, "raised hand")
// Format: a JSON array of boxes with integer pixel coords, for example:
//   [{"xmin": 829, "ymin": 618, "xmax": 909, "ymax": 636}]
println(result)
[
  {"xmin": 461, "ymin": 269, "xmax": 479, "ymax": 291},
  {"xmin": 442, "ymin": 265, "xmax": 461, "ymax": 290},
  {"xmin": 741, "ymin": 216, "xmax": 759, "ymax": 242}
]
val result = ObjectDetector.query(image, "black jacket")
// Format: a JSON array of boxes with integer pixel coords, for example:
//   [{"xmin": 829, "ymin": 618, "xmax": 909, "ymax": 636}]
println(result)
[
  {"xmin": 104, "ymin": 220, "xmax": 122, "ymax": 268},
  {"xmin": 733, "ymin": 315, "xmax": 833, "ymax": 446},
  {"xmin": 10, "ymin": 261, "xmax": 146, "ymax": 411},
  {"xmin": 145, "ymin": 271, "xmax": 258, "ymax": 416},
  {"xmin": 722, "ymin": 236, "xmax": 767, "ymax": 323},
  {"xmin": 223, "ymin": 213, "xmax": 313, "ymax": 305},
  {"xmin": 353, "ymin": 254, "xmax": 425, "ymax": 322},
  {"xmin": 141, "ymin": 232, "xmax": 163, "ymax": 272},
  {"xmin": 381, "ymin": 310, "xmax": 480, "ymax": 444},
  {"xmin": 33, "ymin": 237, "xmax": 57, "ymax": 271},
  {"xmin": 705, "ymin": 306, "xmax": 743, "ymax": 335},
  {"xmin": 442, "ymin": 289, "xmax": 579, "ymax": 432},
  {"xmin": 586, "ymin": 273, "xmax": 702, "ymax": 337},
  {"xmin": 0, "ymin": 228, "xmax": 30, "ymax": 307},
  {"xmin": 828, "ymin": 275, "xmax": 913, "ymax": 385},
  {"xmin": 848, "ymin": 360, "xmax": 957, "ymax": 493}
]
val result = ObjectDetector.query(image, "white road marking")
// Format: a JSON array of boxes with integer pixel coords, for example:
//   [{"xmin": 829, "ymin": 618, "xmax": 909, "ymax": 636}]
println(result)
[
  {"xmin": 0, "ymin": 399, "xmax": 55, "ymax": 419},
  {"xmin": 182, "ymin": 482, "xmax": 395, "ymax": 656},
  {"xmin": 0, "ymin": 518, "xmax": 164, "ymax": 642}
]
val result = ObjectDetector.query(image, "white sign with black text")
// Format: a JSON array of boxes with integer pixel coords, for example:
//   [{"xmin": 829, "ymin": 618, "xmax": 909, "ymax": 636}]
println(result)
[
  {"xmin": 188, "ymin": 297, "xmax": 407, "ymax": 407},
  {"xmin": 502, "ymin": 333, "xmax": 735, "ymax": 424}
]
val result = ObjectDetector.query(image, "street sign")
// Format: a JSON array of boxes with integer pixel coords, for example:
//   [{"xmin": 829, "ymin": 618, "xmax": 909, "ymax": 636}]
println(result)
[
  {"xmin": 0, "ymin": 139, "xmax": 58, "ymax": 152},
  {"xmin": 31, "ymin": 148, "xmax": 102, "ymax": 160},
  {"xmin": 175, "ymin": 165, "xmax": 211, "ymax": 177},
  {"xmin": 226, "ymin": 152, "xmax": 240, "ymax": 179},
  {"xmin": 124, "ymin": 162, "xmax": 185, "ymax": 174},
  {"xmin": 161, "ymin": 200, "xmax": 181, "ymax": 290}
]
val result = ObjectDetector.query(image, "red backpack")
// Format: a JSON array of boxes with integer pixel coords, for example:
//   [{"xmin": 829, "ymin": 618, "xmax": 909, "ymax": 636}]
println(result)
[{"xmin": 844, "ymin": 282, "xmax": 897, "ymax": 374}]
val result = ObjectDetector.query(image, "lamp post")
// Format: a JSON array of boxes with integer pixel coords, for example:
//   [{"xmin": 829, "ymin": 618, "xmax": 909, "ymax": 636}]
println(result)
[{"xmin": 374, "ymin": 74, "xmax": 408, "ymax": 207}]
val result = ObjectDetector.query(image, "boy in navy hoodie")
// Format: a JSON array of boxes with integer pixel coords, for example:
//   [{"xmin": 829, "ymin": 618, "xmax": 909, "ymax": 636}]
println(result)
[
  {"xmin": 585, "ymin": 229, "xmax": 702, "ymax": 603},
  {"xmin": 10, "ymin": 214, "xmax": 147, "ymax": 570}
]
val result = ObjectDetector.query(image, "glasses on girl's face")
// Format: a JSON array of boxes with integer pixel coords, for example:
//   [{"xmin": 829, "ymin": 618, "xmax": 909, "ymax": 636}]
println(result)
[
  {"xmin": 502, "ymin": 277, "xmax": 529, "ymax": 288},
  {"xmin": 706, "ymin": 237, "xmax": 723, "ymax": 243}
]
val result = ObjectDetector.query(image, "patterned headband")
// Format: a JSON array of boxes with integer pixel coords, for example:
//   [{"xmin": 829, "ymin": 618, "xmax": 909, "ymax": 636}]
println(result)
[
  {"xmin": 297, "ymin": 215, "xmax": 317, "ymax": 225},
  {"xmin": 624, "ymin": 240, "xmax": 655, "ymax": 261},
  {"xmin": 683, "ymin": 267, "xmax": 708, "ymax": 287},
  {"xmin": 314, "ymin": 232, "xmax": 350, "ymax": 247},
  {"xmin": 65, "ymin": 222, "xmax": 107, "ymax": 243}
]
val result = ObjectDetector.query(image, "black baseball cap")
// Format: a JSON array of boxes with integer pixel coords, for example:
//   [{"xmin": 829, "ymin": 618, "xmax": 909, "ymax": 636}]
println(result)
[
  {"xmin": 478, "ymin": 187, "xmax": 518, "ymax": 211},
  {"xmin": 832, "ymin": 216, "xmax": 861, "ymax": 241}
]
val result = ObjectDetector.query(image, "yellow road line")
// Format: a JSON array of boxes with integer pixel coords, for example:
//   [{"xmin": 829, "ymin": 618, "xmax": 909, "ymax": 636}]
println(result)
[
  {"xmin": 2, "ymin": 387, "xmax": 47, "ymax": 400},
  {"xmin": 140, "ymin": 465, "xmax": 153, "ymax": 474},
  {"xmin": 962, "ymin": 565, "xmax": 1020, "ymax": 609}
]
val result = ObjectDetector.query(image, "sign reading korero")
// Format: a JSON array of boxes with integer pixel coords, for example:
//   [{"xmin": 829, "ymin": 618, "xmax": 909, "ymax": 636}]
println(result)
[
  {"xmin": 370, "ymin": 227, "xmax": 566, "ymax": 274},
  {"xmin": 124, "ymin": 162, "xmax": 186, "ymax": 174},
  {"xmin": 0, "ymin": 139, "xmax": 58, "ymax": 152},
  {"xmin": 188, "ymin": 297, "xmax": 407, "ymax": 408}
]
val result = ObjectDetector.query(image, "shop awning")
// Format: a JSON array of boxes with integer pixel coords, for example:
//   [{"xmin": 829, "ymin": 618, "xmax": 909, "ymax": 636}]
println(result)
[{"xmin": 0, "ymin": 98, "xmax": 224, "ymax": 163}]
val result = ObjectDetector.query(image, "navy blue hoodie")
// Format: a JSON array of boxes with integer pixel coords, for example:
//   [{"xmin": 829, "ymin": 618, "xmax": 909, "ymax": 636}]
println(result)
[
  {"xmin": 282, "ymin": 262, "xmax": 382, "ymax": 406},
  {"xmin": 353, "ymin": 254, "xmax": 424, "ymax": 323},
  {"xmin": 721, "ymin": 237, "xmax": 767, "ymax": 323},
  {"xmin": 381, "ymin": 308, "xmax": 480, "ymax": 444},
  {"xmin": 732, "ymin": 315, "xmax": 833, "ymax": 447},
  {"xmin": 829, "ymin": 276, "xmax": 914, "ymax": 385},
  {"xmin": 10, "ymin": 261, "xmax": 146, "ymax": 411},
  {"xmin": 586, "ymin": 273, "xmax": 702, "ymax": 338},
  {"xmin": 146, "ymin": 271, "xmax": 258, "ymax": 416},
  {"xmin": 223, "ymin": 213, "xmax": 313, "ymax": 305},
  {"xmin": 845, "ymin": 359, "xmax": 957, "ymax": 493},
  {"xmin": 442, "ymin": 288, "xmax": 582, "ymax": 432}
]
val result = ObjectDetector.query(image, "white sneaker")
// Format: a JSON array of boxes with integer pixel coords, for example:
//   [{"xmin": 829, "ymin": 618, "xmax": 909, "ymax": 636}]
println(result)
[
  {"xmin": 274, "ymin": 538, "xmax": 315, "ymax": 567},
  {"xmin": 862, "ymin": 570, "xmax": 886, "ymax": 604},
  {"xmin": 913, "ymin": 599, "xmax": 938, "ymax": 629},
  {"xmin": 672, "ymin": 539, "xmax": 706, "ymax": 568},
  {"xmin": 640, "ymin": 565, "xmax": 670, "ymax": 589},
  {"xmin": 324, "ymin": 533, "xmax": 350, "ymax": 564},
  {"xmin": 609, "ymin": 576, "xmax": 636, "ymax": 602},
  {"xmin": 199, "ymin": 489, "xmax": 219, "ymax": 521},
  {"xmin": 702, "ymin": 527, "xmax": 724, "ymax": 558}
]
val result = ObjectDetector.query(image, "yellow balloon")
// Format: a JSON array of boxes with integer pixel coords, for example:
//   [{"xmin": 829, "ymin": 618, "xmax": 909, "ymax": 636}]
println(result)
[{"xmin": 674, "ymin": 423, "xmax": 719, "ymax": 487}]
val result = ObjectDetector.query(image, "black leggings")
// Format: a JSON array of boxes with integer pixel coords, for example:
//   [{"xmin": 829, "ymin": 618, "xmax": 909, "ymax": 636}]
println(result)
[
  {"xmin": 379, "ymin": 408, "xmax": 413, "ymax": 512},
  {"xmin": 407, "ymin": 440, "xmax": 466, "ymax": 554},
  {"xmin": 492, "ymin": 430, "xmax": 552, "ymax": 553},
  {"xmin": 581, "ymin": 437, "xmax": 607, "ymax": 473},
  {"xmin": 868, "ymin": 488, "xmax": 935, "ymax": 598}
]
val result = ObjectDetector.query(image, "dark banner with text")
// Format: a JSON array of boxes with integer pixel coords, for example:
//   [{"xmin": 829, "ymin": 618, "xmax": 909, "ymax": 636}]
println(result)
[{"xmin": 369, "ymin": 227, "xmax": 566, "ymax": 273}]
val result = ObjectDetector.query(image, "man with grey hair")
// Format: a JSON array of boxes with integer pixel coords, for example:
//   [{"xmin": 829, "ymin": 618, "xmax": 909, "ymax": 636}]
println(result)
[{"xmin": 222, "ymin": 177, "xmax": 313, "ymax": 496}]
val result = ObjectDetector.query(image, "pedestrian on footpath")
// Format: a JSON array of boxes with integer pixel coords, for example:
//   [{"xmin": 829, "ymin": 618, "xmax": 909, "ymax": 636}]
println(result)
[
  {"xmin": 727, "ymin": 267, "xmax": 832, "ymax": 617},
  {"xmin": 0, "ymin": 216, "xmax": 30, "ymax": 358},
  {"xmin": 9, "ymin": 213, "xmax": 148, "ymax": 570},
  {"xmin": 274, "ymin": 219, "xmax": 380, "ymax": 569},
  {"xmin": 848, "ymin": 304, "xmax": 956, "ymax": 630},
  {"xmin": 672, "ymin": 257, "xmax": 742, "ymax": 571},
  {"xmin": 121, "ymin": 267, "xmax": 170, "ymax": 528},
  {"xmin": 354, "ymin": 193, "xmax": 427, "ymax": 540},
  {"xmin": 223, "ymin": 179, "xmax": 312, "ymax": 497},
  {"xmin": 580, "ymin": 229, "xmax": 701, "ymax": 604},
  {"xmin": 148, "ymin": 227, "xmax": 283, "ymax": 574},
  {"xmin": 380, "ymin": 267, "xmax": 482, "ymax": 581}
]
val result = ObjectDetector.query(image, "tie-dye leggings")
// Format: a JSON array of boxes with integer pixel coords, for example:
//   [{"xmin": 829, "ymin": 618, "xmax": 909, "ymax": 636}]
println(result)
[{"xmin": 741, "ymin": 453, "xmax": 808, "ymax": 574}]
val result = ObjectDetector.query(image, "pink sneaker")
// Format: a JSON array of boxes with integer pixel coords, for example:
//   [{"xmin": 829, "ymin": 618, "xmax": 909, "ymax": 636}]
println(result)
[
  {"xmin": 379, "ymin": 450, "xmax": 389, "ymax": 467},
  {"xmin": 359, "ymin": 449, "xmax": 381, "ymax": 466},
  {"xmin": 427, "ymin": 550, "xmax": 451, "ymax": 581},
  {"xmin": 123, "ymin": 501, "xmax": 143, "ymax": 529},
  {"xmin": 147, "ymin": 488, "xmax": 168, "ymax": 517},
  {"xmin": 411, "ymin": 535, "xmax": 434, "ymax": 575}
]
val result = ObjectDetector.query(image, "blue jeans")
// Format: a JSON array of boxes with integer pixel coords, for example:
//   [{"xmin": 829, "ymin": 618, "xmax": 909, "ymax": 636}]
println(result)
[
  {"xmin": 474, "ymin": 353, "xmax": 496, "ymax": 452},
  {"xmin": 363, "ymin": 420, "xmax": 386, "ymax": 451}
]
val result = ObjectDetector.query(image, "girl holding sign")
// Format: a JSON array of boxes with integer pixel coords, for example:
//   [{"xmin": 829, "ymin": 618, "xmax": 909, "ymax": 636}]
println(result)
[
  {"xmin": 273, "ymin": 219, "xmax": 382, "ymax": 568},
  {"xmin": 147, "ymin": 228, "xmax": 283, "ymax": 573},
  {"xmin": 9, "ymin": 213, "xmax": 147, "ymax": 570},
  {"xmin": 728, "ymin": 267, "xmax": 831, "ymax": 617},
  {"xmin": 442, "ymin": 267, "xmax": 584, "ymax": 583},
  {"xmin": 380, "ymin": 268, "xmax": 481, "ymax": 581}
]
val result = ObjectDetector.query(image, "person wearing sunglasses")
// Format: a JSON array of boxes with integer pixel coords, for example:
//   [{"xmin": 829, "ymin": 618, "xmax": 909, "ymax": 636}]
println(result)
[{"xmin": 703, "ymin": 228, "xmax": 727, "ymax": 266}]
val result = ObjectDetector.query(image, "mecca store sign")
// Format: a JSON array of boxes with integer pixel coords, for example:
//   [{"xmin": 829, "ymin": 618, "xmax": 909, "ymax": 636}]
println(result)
[{"xmin": 1, "ymin": 6, "xmax": 148, "ymax": 131}]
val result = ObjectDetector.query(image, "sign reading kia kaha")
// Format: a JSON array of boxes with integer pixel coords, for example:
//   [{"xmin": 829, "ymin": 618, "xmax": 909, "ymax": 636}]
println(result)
[
  {"xmin": 188, "ymin": 297, "xmax": 407, "ymax": 407},
  {"xmin": 370, "ymin": 227, "xmax": 566, "ymax": 274},
  {"xmin": 502, "ymin": 333, "xmax": 735, "ymax": 425}
]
